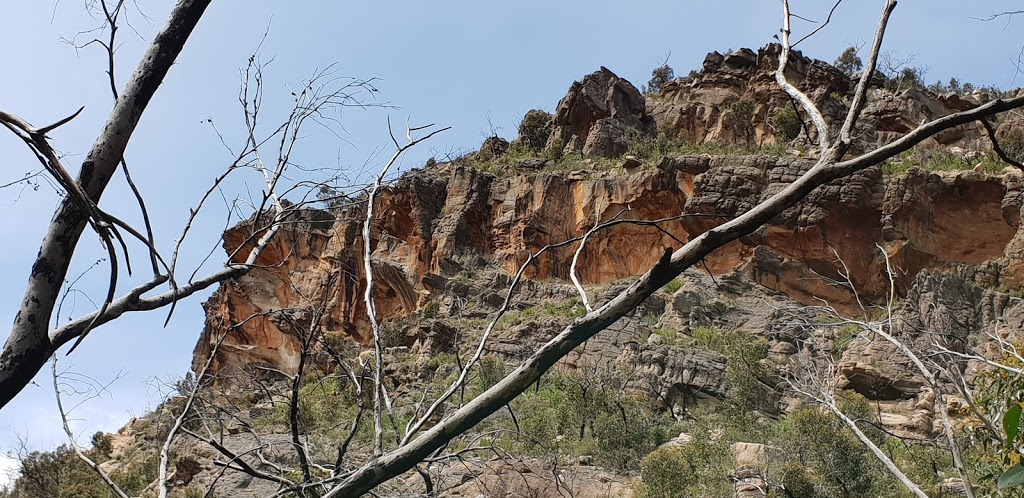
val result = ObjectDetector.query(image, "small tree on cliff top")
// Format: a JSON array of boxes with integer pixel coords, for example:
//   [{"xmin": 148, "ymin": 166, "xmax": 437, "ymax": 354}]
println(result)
[
  {"xmin": 834, "ymin": 46, "xmax": 863, "ymax": 77},
  {"xmin": 3, "ymin": 1, "xmax": 1024, "ymax": 497}
]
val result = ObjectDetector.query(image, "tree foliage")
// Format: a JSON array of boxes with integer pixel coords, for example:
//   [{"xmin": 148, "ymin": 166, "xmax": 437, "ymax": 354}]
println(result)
[
  {"xmin": 771, "ymin": 105, "xmax": 803, "ymax": 143},
  {"xmin": 517, "ymin": 109, "xmax": 553, "ymax": 152},
  {"xmin": 834, "ymin": 46, "xmax": 864, "ymax": 77},
  {"xmin": 645, "ymin": 63, "xmax": 675, "ymax": 94}
]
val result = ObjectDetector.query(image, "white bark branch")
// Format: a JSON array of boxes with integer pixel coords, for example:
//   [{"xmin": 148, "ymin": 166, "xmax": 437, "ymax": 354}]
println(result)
[
  {"xmin": 778, "ymin": 0, "xmax": 831, "ymax": 150},
  {"xmin": 837, "ymin": 0, "xmax": 897, "ymax": 148},
  {"xmin": 52, "ymin": 359, "xmax": 130, "ymax": 498},
  {"xmin": 363, "ymin": 120, "xmax": 449, "ymax": 455},
  {"xmin": 874, "ymin": 246, "xmax": 976, "ymax": 498}
]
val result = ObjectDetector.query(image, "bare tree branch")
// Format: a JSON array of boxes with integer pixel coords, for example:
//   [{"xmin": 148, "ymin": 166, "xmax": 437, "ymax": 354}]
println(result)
[
  {"xmin": 787, "ymin": 355, "xmax": 930, "ymax": 498},
  {"xmin": 0, "ymin": 0, "xmax": 212, "ymax": 409},
  {"xmin": 52, "ymin": 359, "xmax": 130, "ymax": 498},
  {"xmin": 364, "ymin": 119, "xmax": 449, "ymax": 455}
]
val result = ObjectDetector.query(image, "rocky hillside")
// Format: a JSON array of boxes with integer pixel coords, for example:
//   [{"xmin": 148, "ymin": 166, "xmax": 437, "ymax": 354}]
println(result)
[{"xmin": 18, "ymin": 44, "xmax": 1024, "ymax": 498}]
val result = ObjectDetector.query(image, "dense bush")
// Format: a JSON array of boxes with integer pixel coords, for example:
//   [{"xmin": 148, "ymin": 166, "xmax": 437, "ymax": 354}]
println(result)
[
  {"xmin": 634, "ymin": 425, "xmax": 732, "ymax": 498},
  {"xmin": 517, "ymin": 109, "xmax": 552, "ymax": 152},
  {"xmin": 593, "ymin": 397, "xmax": 673, "ymax": 472},
  {"xmin": 773, "ymin": 408, "xmax": 884, "ymax": 497},
  {"xmin": 727, "ymin": 98, "xmax": 757, "ymax": 147},
  {"xmin": 625, "ymin": 129, "xmax": 687, "ymax": 161},
  {"xmin": 771, "ymin": 105, "xmax": 802, "ymax": 143},
  {"xmin": 4, "ymin": 442, "xmax": 158, "ymax": 498},
  {"xmin": 688, "ymin": 328, "xmax": 781, "ymax": 415},
  {"xmin": 999, "ymin": 128, "xmax": 1024, "ymax": 163},
  {"xmin": 504, "ymin": 370, "xmax": 678, "ymax": 471}
]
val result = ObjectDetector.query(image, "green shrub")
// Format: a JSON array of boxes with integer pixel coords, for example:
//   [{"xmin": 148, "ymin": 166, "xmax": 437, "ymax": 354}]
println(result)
[
  {"xmin": 771, "ymin": 106, "xmax": 802, "ymax": 142},
  {"xmin": 593, "ymin": 397, "xmax": 671, "ymax": 472},
  {"xmin": 635, "ymin": 426, "xmax": 732, "ymax": 498},
  {"xmin": 505, "ymin": 370, "xmax": 679, "ymax": 468},
  {"xmin": 834, "ymin": 47, "xmax": 863, "ymax": 77},
  {"xmin": 833, "ymin": 322, "xmax": 860, "ymax": 356},
  {"xmin": 635, "ymin": 446, "xmax": 694, "ymax": 498},
  {"xmin": 772, "ymin": 464, "xmax": 818, "ymax": 498},
  {"xmin": 774, "ymin": 408, "xmax": 883, "ymax": 497},
  {"xmin": 11, "ymin": 445, "xmax": 112, "ymax": 498},
  {"xmin": 518, "ymin": 109, "xmax": 553, "ymax": 152},
  {"xmin": 511, "ymin": 383, "xmax": 569, "ymax": 454},
  {"xmin": 728, "ymin": 98, "xmax": 757, "ymax": 147},
  {"xmin": 543, "ymin": 137, "xmax": 565, "ymax": 162},
  {"xmin": 687, "ymin": 328, "xmax": 780, "ymax": 415},
  {"xmin": 476, "ymin": 355, "xmax": 506, "ymax": 391},
  {"xmin": 379, "ymin": 322, "xmax": 406, "ymax": 348},
  {"xmin": 111, "ymin": 450, "xmax": 160, "ymax": 496},
  {"xmin": 1000, "ymin": 128, "xmax": 1024, "ymax": 163},
  {"xmin": 626, "ymin": 130, "xmax": 687, "ymax": 161},
  {"xmin": 645, "ymin": 63, "xmax": 675, "ymax": 94},
  {"xmin": 421, "ymin": 300, "xmax": 440, "ymax": 319},
  {"xmin": 652, "ymin": 327, "xmax": 678, "ymax": 345},
  {"xmin": 91, "ymin": 431, "xmax": 113, "ymax": 460},
  {"xmin": 882, "ymin": 146, "xmax": 988, "ymax": 175},
  {"xmin": 662, "ymin": 278, "xmax": 683, "ymax": 294},
  {"xmin": 426, "ymin": 352, "xmax": 457, "ymax": 370}
]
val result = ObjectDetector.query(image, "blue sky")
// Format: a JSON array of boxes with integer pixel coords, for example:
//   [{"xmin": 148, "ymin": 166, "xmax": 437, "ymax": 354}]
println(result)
[{"xmin": 0, "ymin": 0, "xmax": 1021, "ymax": 465}]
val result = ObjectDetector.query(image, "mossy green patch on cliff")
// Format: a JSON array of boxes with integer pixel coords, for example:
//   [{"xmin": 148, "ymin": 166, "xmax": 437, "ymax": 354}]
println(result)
[
  {"xmin": 456, "ymin": 131, "xmax": 797, "ymax": 179},
  {"xmin": 882, "ymin": 148, "xmax": 1013, "ymax": 175}
]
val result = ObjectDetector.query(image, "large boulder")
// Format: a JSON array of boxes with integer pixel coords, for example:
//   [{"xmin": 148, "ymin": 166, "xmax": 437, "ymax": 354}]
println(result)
[
  {"xmin": 547, "ymin": 66, "xmax": 656, "ymax": 158},
  {"xmin": 620, "ymin": 343, "xmax": 728, "ymax": 416}
]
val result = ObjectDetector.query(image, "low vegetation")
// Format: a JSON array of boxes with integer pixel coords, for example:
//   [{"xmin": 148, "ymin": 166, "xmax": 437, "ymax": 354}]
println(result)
[
  {"xmin": 5, "ymin": 308, "xmax": 1023, "ymax": 497},
  {"xmin": 881, "ymin": 148, "xmax": 1013, "ymax": 175}
]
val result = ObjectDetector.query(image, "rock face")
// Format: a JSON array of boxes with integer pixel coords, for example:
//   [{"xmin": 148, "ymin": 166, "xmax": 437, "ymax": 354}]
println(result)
[
  {"xmin": 649, "ymin": 45, "xmax": 849, "ymax": 146},
  {"xmin": 196, "ymin": 159, "xmax": 1024, "ymax": 381},
  {"xmin": 622, "ymin": 343, "xmax": 728, "ymax": 417},
  {"xmin": 547, "ymin": 66, "xmax": 656, "ymax": 157},
  {"xmin": 195, "ymin": 164, "xmax": 696, "ymax": 375},
  {"xmin": 437, "ymin": 458, "xmax": 634, "ymax": 498}
]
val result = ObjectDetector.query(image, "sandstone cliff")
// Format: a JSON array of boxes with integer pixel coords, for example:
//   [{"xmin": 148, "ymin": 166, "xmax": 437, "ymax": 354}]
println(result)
[
  {"xmin": 195, "ymin": 155, "xmax": 1024, "ymax": 372},
  {"xmin": 194, "ymin": 46, "xmax": 1024, "ymax": 421}
]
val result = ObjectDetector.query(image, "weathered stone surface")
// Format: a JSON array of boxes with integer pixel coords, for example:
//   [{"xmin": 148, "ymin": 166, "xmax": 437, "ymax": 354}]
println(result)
[
  {"xmin": 649, "ymin": 44, "xmax": 851, "ymax": 147},
  {"xmin": 517, "ymin": 157, "xmax": 550, "ymax": 169},
  {"xmin": 479, "ymin": 135, "xmax": 510, "ymax": 158},
  {"xmin": 620, "ymin": 343, "xmax": 728, "ymax": 416},
  {"xmin": 837, "ymin": 267, "xmax": 1024, "ymax": 435},
  {"xmin": 437, "ymin": 458, "xmax": 634, "ymax": 497}
]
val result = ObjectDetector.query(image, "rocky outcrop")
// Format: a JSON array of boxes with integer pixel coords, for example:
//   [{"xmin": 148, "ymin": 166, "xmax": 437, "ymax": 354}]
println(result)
[
  {"xmin": 649, "ymin": 45, "xmax": 851, "ymax": 146},
  {"xmin": 836, "ymin": 266, "xmax": 1024, "ymax": 435},
  {"xmin": 437, "ymin": 458, "xmax": 634, "ymax": 498},
  {"xmin": 621, "ymin": 343, "xmax": 728, "ymax": 417},
  {"xmin": 191, "ymin": 49, "xmax": 1024, "ymax": 449},
  {"xmin": 648, "ymin": 44, "xmax": 1000, "ymax": 151},
  {"xmin": 547, "ymin": 67, "xmax": 655, "ymax": 157}
]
